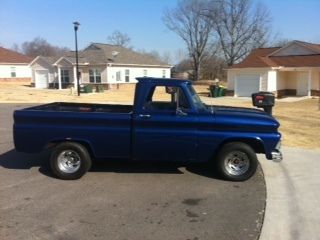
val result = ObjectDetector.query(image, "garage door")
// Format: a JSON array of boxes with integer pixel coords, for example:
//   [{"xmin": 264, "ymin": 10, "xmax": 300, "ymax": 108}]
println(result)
[
  {"xmin": 296, "ymin": 72, "xmax": 308, "ymax": 96},
  {"xmin": 236, "ymin": 74, "xmax": 260, "ymax": 97},
  {"xmin": 35, "ymin": 70, "xmax": 49, "ymax": 89}
]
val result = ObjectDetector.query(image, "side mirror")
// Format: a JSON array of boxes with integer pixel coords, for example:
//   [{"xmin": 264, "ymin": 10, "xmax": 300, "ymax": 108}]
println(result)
[{"xmin": 166, "ymin": 86, "xmax": 177, "ymax": 94}]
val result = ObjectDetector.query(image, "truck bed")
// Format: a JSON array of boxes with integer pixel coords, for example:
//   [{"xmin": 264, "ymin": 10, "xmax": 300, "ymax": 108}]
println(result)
[
  {"xmin": 14, "ymin": 102, "xmax": 133, "ymax": 156},
  {"xmin": 27, "ymin": 102, "xmax": 133, "ymax": 113}
]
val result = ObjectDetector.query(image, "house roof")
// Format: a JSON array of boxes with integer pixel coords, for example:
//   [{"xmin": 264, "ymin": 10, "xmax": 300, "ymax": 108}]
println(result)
[
  {"xmin": 294, "ymin": 40, "xmax": 320, "ymax": 53},
  {"xmin": 230, "ymin": 47, "xmax": 281, "ymax": 68},
  {"xmin": 31, "ymin": 43, "xmax": 172, "ymax": 68},
  {"xmin": 29, "ymin": 56, "xmax": 60, "ymax": 66},
  {"xmin": 82, "ymin": 43, "xmax": 171, "ymax": 66},
  {"xmin": 0, "ymin": 47, "xmax": 32, "ymax": 64},
  {"xmin": 230, "ymin": 41, "xmax": 320, "ymax": 69}
]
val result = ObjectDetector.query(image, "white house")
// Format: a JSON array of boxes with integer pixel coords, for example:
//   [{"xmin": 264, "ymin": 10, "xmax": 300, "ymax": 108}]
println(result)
[
  {"xmin": 29, "ymin": 43, "xmax": 172, "ymax": 89},
  {"xmin": 0, "ymin": 47, "xmax": 32, "ymax": 82},
  {"xmin": 227, "ymin": 41, "xmax": 320, "ymax": 97}
]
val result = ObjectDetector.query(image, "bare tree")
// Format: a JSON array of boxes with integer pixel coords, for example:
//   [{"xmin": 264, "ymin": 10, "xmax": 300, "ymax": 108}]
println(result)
[
  {"xmin": 11, "ymin": 43, "xmax": 21, "ymax": 53},
  {"xmin": 163, "ymin": 0, "xmax": 214, "ymax": 80},
  {"xmin": 270, "ymin": 38, "xmax": 291, "ymax": 47},
  {"xmin": 21, "ymin": 37, "xmax": 70, "ymax": 57},
  {"xmin": 137, "ymin": 49, "xmax": 172, "ymax": 64},
  {"xmin": 207, "ymin": 0, "xmax": 271, "ymax": 66},
  {"xmin": 175, "ymin": 49, "xmax": 188, "ymax": 63},
  {"xmin": 161, "ymin": 51, "xmax": 172, "ymax": 65},
  {"xmin": 199, "ymin": 54, "xmax": 226, "ymax": 80},
  {"xmin": 107, "ymin": 30, "xmax": 131, "ymax": 47}
]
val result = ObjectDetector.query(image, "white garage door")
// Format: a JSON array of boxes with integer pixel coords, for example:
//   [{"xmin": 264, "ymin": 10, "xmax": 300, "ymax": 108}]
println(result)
[
  {"xmin": 296, "ymin": 72, "xmax": 308, "ymax": 96},
  {"xmin": 35, "ymin": 70, "xmax": 49, "ymax": 89},
  {"xmin": 236, "ymin": 74, "xmax": 260, "ymax": 97}
]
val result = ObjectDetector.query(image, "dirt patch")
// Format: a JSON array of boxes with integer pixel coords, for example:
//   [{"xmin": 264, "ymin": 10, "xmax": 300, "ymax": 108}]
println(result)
[{"xmin": 1, "ymin": 82, "xmax": 319, "ymax": 149}]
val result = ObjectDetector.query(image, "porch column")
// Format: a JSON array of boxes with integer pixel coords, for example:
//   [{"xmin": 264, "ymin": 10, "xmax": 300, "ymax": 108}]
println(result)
[
  {"xmin": 58, "ymin": 67, "xmax": 62, "ymax": 90},
  {"xmin": 73, "ymin": 66, "xmax": 77, "ymax": 89},
  {"xmin": 308, "ymin": 70, "xmax": 312, "ymax": 97}
]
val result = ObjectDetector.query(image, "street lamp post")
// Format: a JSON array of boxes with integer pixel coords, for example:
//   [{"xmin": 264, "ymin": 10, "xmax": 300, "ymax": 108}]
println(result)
[{"xmin": 73, "ymin": 21, "xmax": 80, "ymax": 96}]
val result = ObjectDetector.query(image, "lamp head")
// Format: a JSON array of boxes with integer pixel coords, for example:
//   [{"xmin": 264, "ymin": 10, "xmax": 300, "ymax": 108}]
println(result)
[{"xmin": 73, "ymin": 21, "xmax": 80, "ymax": 31}]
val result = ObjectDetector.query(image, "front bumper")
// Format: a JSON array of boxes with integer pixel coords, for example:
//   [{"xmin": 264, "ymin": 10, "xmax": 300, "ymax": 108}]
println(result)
[
  {"xmin": 266, "ymin": 139, "xmax": 282, "ymax": 162},
  {"xmin": 271, "ymin": 149, "xmax": 283, "ymax": 162}
]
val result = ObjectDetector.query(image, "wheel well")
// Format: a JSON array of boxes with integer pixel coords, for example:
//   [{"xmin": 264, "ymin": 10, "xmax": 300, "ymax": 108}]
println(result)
[
  {"xmin": 47, "ymin": 140, "xmax": 95, "ymax": 158},
  {"xmin": 215, "ymin": 138, "xmax": 265, "ymax": 157}
]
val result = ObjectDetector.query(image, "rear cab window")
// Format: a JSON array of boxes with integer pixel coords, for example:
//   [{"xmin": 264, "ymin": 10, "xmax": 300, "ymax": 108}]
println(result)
[{"xmin": 142, "ymin": 85, "xmax": 191, "ymax": 113}]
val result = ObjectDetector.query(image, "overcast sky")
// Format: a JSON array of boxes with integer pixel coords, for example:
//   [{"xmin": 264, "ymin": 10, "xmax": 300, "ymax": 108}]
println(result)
[{"xmin": 1, "ymin": 0, "xmax": 319, "ymax": 61}]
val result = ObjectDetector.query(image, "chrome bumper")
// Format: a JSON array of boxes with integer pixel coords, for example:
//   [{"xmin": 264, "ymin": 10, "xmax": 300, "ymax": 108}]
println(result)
[{"xmin": 271, "ymin": 150, "xmax": 283, "ymax": 162}]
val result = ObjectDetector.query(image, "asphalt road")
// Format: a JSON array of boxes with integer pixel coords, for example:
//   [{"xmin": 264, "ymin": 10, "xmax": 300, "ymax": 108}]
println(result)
[{"xmin": 0, "ymin": 104, "xmax": 266, "ymax": 240}]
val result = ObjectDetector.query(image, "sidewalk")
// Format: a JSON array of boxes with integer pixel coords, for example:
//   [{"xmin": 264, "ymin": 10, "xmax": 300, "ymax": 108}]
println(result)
[{"xmin": 259, "ymin": 147, "xmax": 320, "ymax": 240}]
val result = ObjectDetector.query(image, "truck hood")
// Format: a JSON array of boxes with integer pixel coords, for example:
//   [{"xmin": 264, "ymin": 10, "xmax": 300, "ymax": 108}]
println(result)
[{"xmin": 204, "ymin": 105, "xmax": 280, "ymax": 132}]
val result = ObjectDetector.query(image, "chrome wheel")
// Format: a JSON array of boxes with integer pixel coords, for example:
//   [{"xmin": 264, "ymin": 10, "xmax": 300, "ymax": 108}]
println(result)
[
  {"xmin": 57, "ymin": 150, "xmax": 81, "ymax": 174},
  {"xmin": 224, "ymin": 151, "xmax": 250, "ymax": 176}
]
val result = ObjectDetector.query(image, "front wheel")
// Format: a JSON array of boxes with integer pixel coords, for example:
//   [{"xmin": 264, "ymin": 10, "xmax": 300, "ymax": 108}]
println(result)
[
  {"xmin": 50, "ymin": 142, "xmax": 92, "ymax": 180},
  {"xmin": 216, "ymin": 142, "xmax": 258, "ymax": 181}
]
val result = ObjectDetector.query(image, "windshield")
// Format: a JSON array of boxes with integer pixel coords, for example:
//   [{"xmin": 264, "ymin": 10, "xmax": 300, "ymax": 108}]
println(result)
[{"xmin": 187, "ymin": 84, "xmax": 207, "ymax": 111}]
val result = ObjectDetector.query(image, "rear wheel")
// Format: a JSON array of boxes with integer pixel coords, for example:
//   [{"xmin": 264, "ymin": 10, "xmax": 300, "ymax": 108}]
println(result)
[
  {"xmin": 50, "ymin": 142, "xmax": 91, "ymax": 180},
  {"xmin": 216, "ymin": 142, "xmax": 258, "ymax": 181}
]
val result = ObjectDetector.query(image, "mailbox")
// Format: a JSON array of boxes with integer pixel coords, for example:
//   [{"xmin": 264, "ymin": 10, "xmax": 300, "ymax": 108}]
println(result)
[{"xmin": 252, "ymin": 92, "xmax": 275, "ymax": 115}]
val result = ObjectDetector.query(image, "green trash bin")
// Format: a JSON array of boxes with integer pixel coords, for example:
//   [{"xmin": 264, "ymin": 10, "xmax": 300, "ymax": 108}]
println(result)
[
  {"xmin": 214, "ymin": 86, "xmax": 220, "ymax": 98},
  {"xmin": 84, "ymin": 85, "xmax": 93, "ymax": 93},
  {"xmin": 96, "ymin": 85, "xmax": 104, "ymax": 93},
  {"xmin": 209, "ymin": 85, "xmax": 216, "ymax": 97},
  {"xmin": 218, "ymin": 86, "xmax": 226, "ymax": 97}
]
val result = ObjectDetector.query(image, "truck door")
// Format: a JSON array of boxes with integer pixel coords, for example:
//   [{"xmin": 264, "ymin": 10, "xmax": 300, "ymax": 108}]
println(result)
[{"xmin": 132, "ymin": 85, "xmax": 198, "ymax": 161}]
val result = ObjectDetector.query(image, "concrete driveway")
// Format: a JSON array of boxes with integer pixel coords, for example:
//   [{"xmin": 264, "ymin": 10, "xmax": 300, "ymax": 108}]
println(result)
[
  {"xmin": 0, "ymin": 104, "xmax": 266, "ymax": 240},
  {"xmin": 259, "ymin": 147, "xmax": 320, "ymax": 240}
]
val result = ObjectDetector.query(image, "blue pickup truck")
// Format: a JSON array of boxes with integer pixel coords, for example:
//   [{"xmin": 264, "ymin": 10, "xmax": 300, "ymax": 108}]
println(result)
[{"xmin": 14, "ymin": 77, "xmax": 282, "ymax": 181}]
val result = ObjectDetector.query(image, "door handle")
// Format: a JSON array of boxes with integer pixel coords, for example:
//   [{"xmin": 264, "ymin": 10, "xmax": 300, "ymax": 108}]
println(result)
[{"xmin": 139, "ymin": 114, "xmax": 151, "ymax": 119}]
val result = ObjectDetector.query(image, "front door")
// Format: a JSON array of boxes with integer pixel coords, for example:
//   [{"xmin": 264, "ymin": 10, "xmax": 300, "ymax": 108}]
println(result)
[{"xmin": 132, "ymin": 85, "xmax": 198, "ymax": 162}]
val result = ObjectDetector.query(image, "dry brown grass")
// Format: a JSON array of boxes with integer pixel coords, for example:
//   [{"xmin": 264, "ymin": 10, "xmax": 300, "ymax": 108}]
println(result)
[{"xmin": 1, "ymin": 82, "xmax": 319, "ymax": 150}]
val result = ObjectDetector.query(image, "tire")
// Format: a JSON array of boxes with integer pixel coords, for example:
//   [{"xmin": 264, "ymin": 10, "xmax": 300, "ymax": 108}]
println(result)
[
  {"xmin": 216, "ymin": 142, "xmax": 258, "ymax": 181},
  {"xmin": 50, "ymin": 142, "xmax": 92, "ymax": 180}
]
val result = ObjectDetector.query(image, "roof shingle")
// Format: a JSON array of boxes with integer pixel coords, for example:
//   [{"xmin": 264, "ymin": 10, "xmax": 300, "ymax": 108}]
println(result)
[
  {"xmin": 0, "ymin": 47, "xmax": 32, "ymax": 64},
  {"xmin": 230, "ymin": 41, "xmax": 320, "ymax": 68},
  {"xmin": 230, "ymin": 48, "xmax": 280, "ymax": 68}
]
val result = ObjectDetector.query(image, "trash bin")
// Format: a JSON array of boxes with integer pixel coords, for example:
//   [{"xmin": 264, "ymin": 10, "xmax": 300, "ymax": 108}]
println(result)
[
  {"xmin": 84, "ymin": 85, "xmax": 93, "ymax": 93},
  {"xmin": 214, "ymin": 86, "xmax": 220, "ymax": 98},
  {"xmin": 251, "ymin": 91, "xmax": 275, "ymax": 115},
  {"xmin": 218, "ymin": 86, "xmax": 226, "ymax": 97},
  {"xmin": 96, "ymin": 85, "xmax": 104, "ymax": 93},
  {"xmin": 209, "ymin": 85, "xmax": 216, "ymax": 97}
]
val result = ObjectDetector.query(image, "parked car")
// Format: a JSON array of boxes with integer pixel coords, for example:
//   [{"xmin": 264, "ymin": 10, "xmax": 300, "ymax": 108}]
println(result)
[{"xmin": 13, "ymin": 77, "xmax": 282, "ymax": 181}]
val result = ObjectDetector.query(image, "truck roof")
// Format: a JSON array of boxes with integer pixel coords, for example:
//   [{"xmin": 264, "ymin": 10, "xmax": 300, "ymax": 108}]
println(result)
[{"xmin": 136, "ymin": 77, "xmax": 192, "ymax": 85}]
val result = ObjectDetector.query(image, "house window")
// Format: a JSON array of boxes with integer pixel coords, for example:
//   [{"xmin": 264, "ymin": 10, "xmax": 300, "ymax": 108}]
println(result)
[
  {"xmin": 125, "ymin": 69, "xmax": 130, "ymax": 82},
  {"xmin": 61, "ymin": 69, "xmax": 70, "ymax": 83},
  {"xmin": 143, "ymin": 69, "xmax": 147, "ymax": 77},
  {"xmin": 116, "ymin": 71, "xmax": 121, "ymax": 81},
  {"xmin": 162, "ymin": 70, "xmax": 166, "ymax": 78},
  {"xmin": 11, "ymin": 67, "xmax": 16, "ymax": 78},
  {"xmin": 89, "ymin": 69, "xmax": 101, "ymax": 83}
]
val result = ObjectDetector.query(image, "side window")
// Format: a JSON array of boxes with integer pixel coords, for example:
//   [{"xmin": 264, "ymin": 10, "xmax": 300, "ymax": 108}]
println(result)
[
  {"xmin": 143, "ymin": 86, "xmax": 190, "ymax": 111},
  {"xmin": 11, "ymin": 67, "xmax": 16, "ymax": 78}
]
